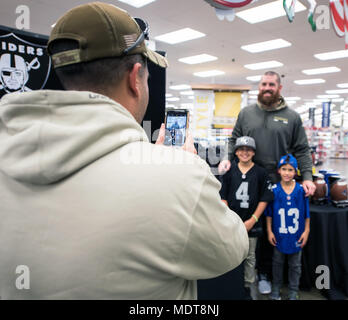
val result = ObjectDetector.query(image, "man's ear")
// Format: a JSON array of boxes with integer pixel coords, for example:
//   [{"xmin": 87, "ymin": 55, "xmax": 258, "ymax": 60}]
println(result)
[{"xmin": 128, "ymin": 62, "xmax": 142, "ymax": 98}]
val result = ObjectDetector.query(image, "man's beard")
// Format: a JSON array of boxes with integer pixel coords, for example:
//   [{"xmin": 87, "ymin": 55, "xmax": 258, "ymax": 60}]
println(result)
[{"xmin": 258, "ymin": 89, "xmax": 280, "ymax": 107}]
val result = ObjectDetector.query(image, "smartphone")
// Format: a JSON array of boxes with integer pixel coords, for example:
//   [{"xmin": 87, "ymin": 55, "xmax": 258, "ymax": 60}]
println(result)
[{"xmin": 164, "ymin": 109, "xmax": 189, "ymax": 147}]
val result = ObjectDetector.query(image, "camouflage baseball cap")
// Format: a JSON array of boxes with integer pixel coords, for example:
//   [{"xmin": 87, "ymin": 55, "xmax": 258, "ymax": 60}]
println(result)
[{"xmin": 47, "ymin": 2, "xmax": 168, "ymax": 68}]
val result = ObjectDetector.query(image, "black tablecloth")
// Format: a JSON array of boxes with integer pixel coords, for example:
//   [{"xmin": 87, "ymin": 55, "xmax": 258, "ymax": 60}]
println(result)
[
  {"xmin": 198, "ymin": 263, "xmax": 245, "ymax": 300},
  {"xmin": 301, "ymin": 204, "xmax": 348, "ymax": 300},
  {"xmin": 198, "ymin": 204, "xmax": 348, "ymax": 300}
]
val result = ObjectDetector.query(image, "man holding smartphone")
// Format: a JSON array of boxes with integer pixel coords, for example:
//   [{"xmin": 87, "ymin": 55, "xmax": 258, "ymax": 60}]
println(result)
[{"xmin": 0, "ymin": 2, "xmax": 248, "ymax": 299}]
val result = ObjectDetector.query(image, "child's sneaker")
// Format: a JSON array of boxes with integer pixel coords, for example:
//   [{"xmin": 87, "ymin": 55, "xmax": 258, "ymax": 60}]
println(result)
[
  {"xmin": 270, "ymin": 286, "xmax": 281, "ymax": 300},
  {"xmin": 258, "ymin": 274, "xmax": 272, "ymax": 294},
  {"xmin": 288, "ymin": 291, "xmax": 299, "ymax": 300}
]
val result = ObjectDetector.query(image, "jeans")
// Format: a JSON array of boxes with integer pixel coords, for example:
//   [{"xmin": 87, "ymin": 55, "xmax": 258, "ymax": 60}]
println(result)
[
  {"xmin": 272, "ymin": 247, "xmax": 302, "ymax": 292},
  {"xmin": 256, "ymin": 215, "xmax": 273, "ymax": 279},
  {"xmin": 244, "ymin": 237, "xmax": 258, "ymax": 287}
]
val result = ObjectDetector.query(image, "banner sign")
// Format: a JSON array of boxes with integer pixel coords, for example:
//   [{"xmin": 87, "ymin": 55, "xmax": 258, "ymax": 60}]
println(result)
[
  {"xmin": 213, "ymin": 91, "xmax": 241, "ymax": 128},
  {"xmin": 322, "ymin": 102, "xmax": 331, "ymax": 128},
  {"xmin": 192, "ymin": 90, "xmax": 215, "ymax": 138},
  {"xmin": 309, "ymin": 107, "xmax": 315, "ymax": 127}
]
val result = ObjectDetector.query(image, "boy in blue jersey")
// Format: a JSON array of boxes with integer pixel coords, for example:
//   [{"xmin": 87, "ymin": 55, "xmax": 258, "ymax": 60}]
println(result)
[
  {"xmin": 220, "ymin": 136, "xmax": 273, "ymax": 300},
  {"xmin": 265, "ymin": 154, "xmax": 310, "ymax": 300}
]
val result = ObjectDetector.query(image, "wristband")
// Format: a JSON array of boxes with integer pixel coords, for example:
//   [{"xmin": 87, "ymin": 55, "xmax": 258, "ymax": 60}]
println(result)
[{"xmin": 252, "ymin": 214, "xmax": 258, "ymax": 222}]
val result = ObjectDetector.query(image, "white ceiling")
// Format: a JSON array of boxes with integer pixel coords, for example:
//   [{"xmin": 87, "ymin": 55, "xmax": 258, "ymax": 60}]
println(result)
[{"xmin": 1, "ymin": 0, "xmax": 348, "ymax": 120}]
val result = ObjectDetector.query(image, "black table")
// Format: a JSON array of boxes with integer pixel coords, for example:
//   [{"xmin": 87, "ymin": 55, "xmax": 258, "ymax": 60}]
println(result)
[
  {"xmin": 197, "ymin": 263, "xmax": 245, "ymax": 300},
  {"xmin": 301, "ymin": 204, "xmax": 348, "ymax": 300},
  {"xmin": 198, "ymin": 204, "xmax": 348, "ymax": 300}
]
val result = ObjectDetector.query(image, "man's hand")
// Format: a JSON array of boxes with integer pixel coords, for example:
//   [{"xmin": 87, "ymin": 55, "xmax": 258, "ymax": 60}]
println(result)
[
  {"xmin": 302, "ymin": 180, "xmax": 316, "ymax": 197},
  {"xmin": 156, "ymin": 124, "xmax": 197, "ymax": 155},
  {"xmin": 182, "ymin": 131, "xmax": 197, "ymax": 154},
  {"xmin": 218, "ymin": 159, "xmax": 231, "ymax": 174},
  {"xmin": 155, "ymin": 123, "xmax": 165, "ymax": 145}
]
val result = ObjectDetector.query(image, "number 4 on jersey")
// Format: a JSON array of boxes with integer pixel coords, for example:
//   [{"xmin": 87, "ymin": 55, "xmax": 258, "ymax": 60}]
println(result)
[{"xmin": 236, "ymin": 182, "xmax": 249, "ymax": 208}]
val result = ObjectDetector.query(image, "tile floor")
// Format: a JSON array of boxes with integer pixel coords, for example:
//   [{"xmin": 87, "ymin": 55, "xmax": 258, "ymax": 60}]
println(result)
[{"xmin": 249, "ymin": 280, "xmax": 326, "ymax": 300}]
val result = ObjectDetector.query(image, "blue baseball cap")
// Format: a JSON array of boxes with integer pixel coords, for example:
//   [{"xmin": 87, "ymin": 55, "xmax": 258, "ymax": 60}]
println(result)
[{"xmin": 277, "ymin": 154, "xmax": 298, "ymax": 171}]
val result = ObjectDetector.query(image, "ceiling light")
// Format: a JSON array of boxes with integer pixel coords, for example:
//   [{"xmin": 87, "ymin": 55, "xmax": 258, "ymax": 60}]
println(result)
[
  {"xmin": 332, "ymin": 98, "xmax": 344, "ymax": 102},
  {"xmin": 294, "ymin": 79, "xmax": 326, "ymax": 85},
  {"xmin": 244, "ymin": 60, "xmax": 283, "ymax": 70},
  {"xmin": 236, "ymin": 0, "xmax": 306, "ymax": 24},
  {"xmin": 169, "ymin": 84, "xmax": 191, "ymax": 90},
  {"xmin": 241, "ymin": 38, "xmax": 291, "ymax": 53},
  {"xmin": 181, "ymin": 103, "xmax": 193, "ymax": 108},
  {"xmin": 178, "ymin": 54, "xmax": 217, "ymax": 64},
  {"xmin": 246, "ymin": 75, "xmax": 262, "ymax": 82},
  {"xmin": 313, "ymin": 99, "xmax": 331, "ymax": 103},
  {"xmin": 326, "ymin": 89, "xmax": 348, "ymax": 94},
  {"xmin": 296, "ymin": 106, "xmax": 309, "ymax": 113},
  {"xmin": 155, "ymin": 28, "xmax": 205, "ymax": 44},
  {"xmin": 337, "ymin": 83, "xmax": 348, "ymax": 88},
  {"xmin": 285, "ymin": 97, "xmax": 301, "ymax": 101},
  {"xmin": 317, "ymin": 95, "xmax": 340, "ymax": 99},
  {"xmin": 193, "ymin": 70, "xmax": 225, "ymax": 77},
  {"xmin": 180, "ymin": 90, "xmax": 194, "ymax": 96},
  {"xmin": 165, "ymin": 93, "xmax": 173, "ymax": 98},
  {"xmin": 117, "ymin": 0, "xmax": 156, "ymax": 8},
  {"xmin": 302, "ymin": 67, "xmax": 340, "ymax": 75},
  {"xmin": 314, "ymin": 50, "xmax": 348, "ymax": 60},
  {"xmin": 166, "ymin": 97, "xmax": 180, "ymax": 102}
]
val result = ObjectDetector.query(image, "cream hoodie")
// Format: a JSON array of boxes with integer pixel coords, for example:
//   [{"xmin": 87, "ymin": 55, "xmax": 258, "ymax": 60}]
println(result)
[{"xmin": 0, "ymin": 90, "xmax": 248, "ymax": 299}]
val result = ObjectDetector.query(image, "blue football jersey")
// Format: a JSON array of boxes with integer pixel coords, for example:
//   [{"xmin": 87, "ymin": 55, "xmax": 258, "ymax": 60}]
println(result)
[{"xmin": 265, "ymin": 182, "xmax": 310, "ymax": 254}]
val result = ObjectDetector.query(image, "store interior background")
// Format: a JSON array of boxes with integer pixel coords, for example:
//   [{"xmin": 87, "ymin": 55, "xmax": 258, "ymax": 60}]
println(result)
[
  {"xmin": 1, "ymin": 0, "xmax": 348, "ymax": 300},
  {"xmin": 2, "ymin": 0, "xmax": 347, "ymax": 168}
]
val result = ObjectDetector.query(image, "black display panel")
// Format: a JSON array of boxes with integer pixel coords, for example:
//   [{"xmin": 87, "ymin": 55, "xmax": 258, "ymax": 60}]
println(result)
[
  {"xmin": 0, "ymin": 25, "xmax": 63, "ymax": 97},
  {"xmin": 142, "ymin": 50, "xmax": 166, "ymax": 143}
]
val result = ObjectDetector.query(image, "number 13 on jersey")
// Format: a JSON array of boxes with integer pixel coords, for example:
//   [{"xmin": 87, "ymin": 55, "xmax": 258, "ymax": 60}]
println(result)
[{"xmin": 278, "ymin": 208, "xmax": 299, "ymax": 234}]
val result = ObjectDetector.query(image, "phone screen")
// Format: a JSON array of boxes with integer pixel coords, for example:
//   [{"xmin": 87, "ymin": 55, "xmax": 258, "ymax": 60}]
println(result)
[{"xmin": 164, "ymin": 110, "xmax": 188, "ymax": 146}]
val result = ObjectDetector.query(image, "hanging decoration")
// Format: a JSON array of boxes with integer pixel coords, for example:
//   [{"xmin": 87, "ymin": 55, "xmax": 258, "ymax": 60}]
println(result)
[
  {"xmin": 330, "ymin": 0, "xmax": 348, "ymax": 49},
  {"xmin": 204, "ymin": 0, "xmax": 317, "ymax": 32},
  {"xmin": 203, "ymin": 0, "xmax": 255, "ymax": 21},
  {"xmin": 283, "ymin": 0, "xmax": 317, "ymax": 31}
]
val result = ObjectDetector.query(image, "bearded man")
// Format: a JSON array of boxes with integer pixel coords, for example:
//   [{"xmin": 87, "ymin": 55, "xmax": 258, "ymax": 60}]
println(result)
[{"xmin": 218, "ymin": 71, "xmax": 316, "ymax": 297}]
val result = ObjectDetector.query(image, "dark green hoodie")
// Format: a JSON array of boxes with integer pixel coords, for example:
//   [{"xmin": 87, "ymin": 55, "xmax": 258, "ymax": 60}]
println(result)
[{"xmin": 228, "ymin": 97, "xmax": 313, "ymax": 182}]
